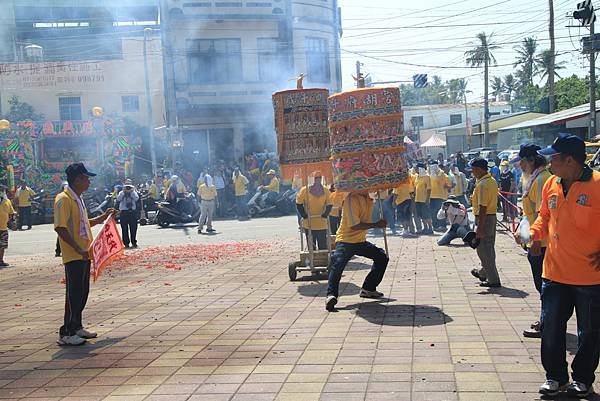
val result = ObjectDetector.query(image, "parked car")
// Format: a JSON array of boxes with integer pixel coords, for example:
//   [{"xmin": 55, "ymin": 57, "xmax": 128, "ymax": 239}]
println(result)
[
  {"xmin": 464, "ymin": 147, "xmax": 495, "ymax": 160},
  {"xmin": 497, "ymin": 149, "xmax": 519, "ymax": 162},
  {"xmin": 586, "ymin": 141, "xmax": 600, "ymax": 170}
]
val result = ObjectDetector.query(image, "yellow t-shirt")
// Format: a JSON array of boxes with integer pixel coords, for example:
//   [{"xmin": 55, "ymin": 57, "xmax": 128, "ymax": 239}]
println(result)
[
  {"xmin": 394, "ymin": 175, "xmax": 415, "ymax": 205},
  {"xmin": 148, "ymin": 183, "xmax": 159, "ymax": 200},
  {"xmin": 233, "ymin": 174, "xmax": 249, "ymax": 196},
  {"xmin": 54, "ymin": 190, "xmax": 93, "ymax": 264},
  {"xmin": 430, "ymin": 173, "xmax": 450, "ymax": 200},
  {"xmin": 296, "ymin": 186, "xmax": 332, "ymax": 230},
  {"xmin": 522, "ymin": 169, "xmax": 552, "ymax": 248},
  {"xmin": 472, "ymin": 173, "xmax": 498, "ymax": 216},
  {"xmin": 336, "ymin": 193, "xmax": 374, "ymax": 244},
  {"xmin": 265, "ymin": 177, "xmax": 280, "ymax": 193},
  {"xmin": 0, "ymin": 199, "xmax": 15, "ymax": 230},
  {"xmin": 198, "ymin": 184, "xmax": 217, "ymax": 201},
  {"xmin": 16, "ymin": 187, "xmax": 35, "ymax": 207},
  {"xmin": 414, "ymin": 175, "xmax": 431, "ymax": 203},
  {"xmin": 330, "ymin": 191, "xmax": 347, "ymax": 217}
]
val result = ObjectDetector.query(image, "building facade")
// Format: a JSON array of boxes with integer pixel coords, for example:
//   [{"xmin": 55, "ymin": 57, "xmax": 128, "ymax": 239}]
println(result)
[{"xmin": 162, "ymin": 0, "xmax": 342, "ymax": 170}]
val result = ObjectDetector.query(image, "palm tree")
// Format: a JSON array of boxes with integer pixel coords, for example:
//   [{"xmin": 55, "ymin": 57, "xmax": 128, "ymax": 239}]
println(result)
[
  {"xmin": 465, "ymin": 32, "xmax": 499, "ymax": 147},
  {"xmin": 514, "ymin": 37, "xmax": 537, "ymax": 86},
  {"xmin": 534, "ymin": 49, "xmax": 565, "ymax": 82},
  {"xmin": 503, "ymin": 74, "xmax": 516, "ymax": 101},
  {"xmin": 491, "ymin": 76, "xmax": 504, "ymax": 101}
]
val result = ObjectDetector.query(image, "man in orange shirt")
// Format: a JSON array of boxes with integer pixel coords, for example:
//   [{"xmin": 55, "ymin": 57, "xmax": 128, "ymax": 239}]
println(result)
[{"xmin": 526, "ymin": 134, "xmax": 600, "ymax": 398}]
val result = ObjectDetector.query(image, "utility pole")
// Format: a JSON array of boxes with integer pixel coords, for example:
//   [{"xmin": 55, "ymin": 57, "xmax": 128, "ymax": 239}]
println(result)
[
  {"xmin": 575, "ymin": 0, "xmax": 597, "ymax": 140},
  {"xmin": 548, "ymin": 0, "xmax": 556, "ymax": 113},
  {"xmin": 483, "ymin": 54, "xmax": 490, "ymax": 147},
  {"xmin": 143, "ymin": 27, "xmax": 157, "ymax": 176}
]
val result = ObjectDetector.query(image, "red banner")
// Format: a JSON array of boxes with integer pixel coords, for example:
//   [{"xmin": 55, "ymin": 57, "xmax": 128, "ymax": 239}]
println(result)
[{"xmin": 89, "ymin": 215, "xmax": 124, "ymax": 282}]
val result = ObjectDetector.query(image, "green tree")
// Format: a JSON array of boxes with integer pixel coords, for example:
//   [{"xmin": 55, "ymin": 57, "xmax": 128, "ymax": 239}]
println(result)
[
  {"xmin": 1, "ymin": 95, "xmax": 44, "ymax": 122},
  {"xmin": 503, "ymin": 74, "xmax": 516, "ymax": 101},
  {"xmin": 513, "ymin": 37, "xmax": 537, "ymax": 86},
  {"xmin": 446, "ymin": 78, "xmax": 468, "ymax": 104},
  {"xmin": 491, "ymin": 76, "xmax": 503, "ymax": 101},
  {"xmin": 512, "ymin": 84, "xmax": 544, "ymax": 112},
  {"xmin": 554, "ymin": 75, "xmax": 590, "ymax": 111},
  {"xmin": 465, "ymin": 32, "xmax": 499, "ymax": 146},
  {"xmin": 534, "ymin": 49, "xmax": 566, "ymax": 82}
]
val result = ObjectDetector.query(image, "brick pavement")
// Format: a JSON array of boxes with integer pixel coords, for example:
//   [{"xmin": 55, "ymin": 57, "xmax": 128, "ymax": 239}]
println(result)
[{"xmin": 0, "ymin": 227, "xmax": 597, "ymax": 401}]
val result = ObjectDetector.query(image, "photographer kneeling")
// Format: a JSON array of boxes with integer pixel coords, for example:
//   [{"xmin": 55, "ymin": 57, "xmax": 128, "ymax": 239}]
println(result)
[{"xmin": 436, "ymin": 196, "xmax": 469, "ymax": 246}]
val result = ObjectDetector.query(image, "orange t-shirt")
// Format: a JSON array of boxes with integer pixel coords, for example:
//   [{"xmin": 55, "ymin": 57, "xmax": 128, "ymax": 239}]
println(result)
[{"xmin": 530, "ymin": 167, "xmax": 600, "ymax": 285}]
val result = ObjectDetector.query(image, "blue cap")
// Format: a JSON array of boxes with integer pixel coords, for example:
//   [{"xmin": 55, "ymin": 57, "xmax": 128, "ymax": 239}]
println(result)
[
  {"xmin": 511, "ymin": 143, "xmax": 541, "ymax": 164},
  {"xmin": 538, "ymin": 133, "xmax": 586, "ymax": 162}
]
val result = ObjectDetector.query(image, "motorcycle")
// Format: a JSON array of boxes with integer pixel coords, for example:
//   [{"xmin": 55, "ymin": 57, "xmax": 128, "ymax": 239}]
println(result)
[
  {"xmin": 155, "ymin": 193, "xmax": 201, "ymax": 228},
  {"xmin": 89, "ymin": 192, "xmax": 116, "ymax": 218},
  {"xmin": 247, "ymin": 188, "xmax": 295, "ymax": 217},
  {"xmin": 30, "ymin": 189, "xmax": 46, "ymax": 226}
]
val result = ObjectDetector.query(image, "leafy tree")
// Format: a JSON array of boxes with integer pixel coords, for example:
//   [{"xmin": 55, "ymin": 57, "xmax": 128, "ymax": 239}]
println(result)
[
  {"xmin": 514, "ymin": 37, "xmax": 537, "ymax": 86},
  {"xmin": 534, "ymin": 49, "xmax": 566, "ymax": 82},
  {"xmin": 1, "ymin": 95, "xmax": 44, "ymax": 122},
  {"xmin": 503, "ymin": 74, "xmax": 516, "ymax": 101},
  {"xmin": 491, "ymin": 76, "xmax": 504, "ymax": 101},
  {"xmin": 512, "ymin": 84, "xmax": 544, "ymax": 112}
]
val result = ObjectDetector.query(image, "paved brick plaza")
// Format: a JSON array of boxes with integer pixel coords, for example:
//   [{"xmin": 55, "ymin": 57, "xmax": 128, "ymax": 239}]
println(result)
[{"xmin": 0, "ymin": 226, "xmax": 596, "ymax": 401}]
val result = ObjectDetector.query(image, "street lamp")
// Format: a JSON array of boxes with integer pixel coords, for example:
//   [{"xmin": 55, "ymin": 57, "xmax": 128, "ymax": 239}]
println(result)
[{"xmin": 143, "ymin": 27, "xmax": 158, "ymax": 177}]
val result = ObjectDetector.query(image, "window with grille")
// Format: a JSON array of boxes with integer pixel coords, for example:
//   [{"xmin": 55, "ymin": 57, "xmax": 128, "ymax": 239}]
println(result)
[
  {"xmin": 305, "ymin": 37, "xmax": 330, "ymax": 83},
  {"xmin": 187, "ymin": 39, "xmax": 242, "ymax": 84},
  {"xmin": 59, "ymin": 97, "xmax": 82, "ymax": 120}
]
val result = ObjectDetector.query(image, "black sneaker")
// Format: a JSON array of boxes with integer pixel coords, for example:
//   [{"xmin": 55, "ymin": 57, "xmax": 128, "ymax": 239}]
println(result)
[
  {"xmin": 325, "ymin": 295, "xmax": 337, "ymax": 311},
  {"xmin": 471, "ymin": 269, "xmax": 486, "ymax": 282},
  {"xmin": 207, "ymin": 228, "xmax": 216, "ymax": 233},
  {"xmin": 566, "ymin": 381, "xmax": 593, "ymax": 398},
  {"xmin": 479, "ymin": 281, "xmax": 501, "ymax": 288}
]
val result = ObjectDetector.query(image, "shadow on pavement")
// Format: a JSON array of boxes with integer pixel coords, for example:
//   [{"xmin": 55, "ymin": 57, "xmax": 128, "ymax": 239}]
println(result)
[
  {"xmin": 297, "ymin": 282, "xmax": 362, "ymax": 297},
  {"xmin": 51, "ymin": 336, "xmax": 126, "ymax": 360},
  {"xmin": 478, "ymin": 286, "xmax": 529, "ymax": 298},
  {"xmin": 340, "ymin": 301, "xmax": 453, "ymax": 327}
]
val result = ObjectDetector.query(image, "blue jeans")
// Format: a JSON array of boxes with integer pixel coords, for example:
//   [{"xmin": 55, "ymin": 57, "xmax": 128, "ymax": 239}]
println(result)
[
  {"xmin": 327, "ymin": 241, "xmax": 389, "ymax": 297},
  {"xmin": 235, "ymin": 195, "xmax": 249, "ymax": 218},
  {"xmin": 372, "ymin": 198, "xmax": 397, "ymax": 234},
  {"xmin": 430, "ymin": 198, "xmax": 445, "ymax": 229},
  {"xmin": 528, "ymin": 247, "xmax": 546, "ymax": 295},
  {"xmin": 437, "ymin": 223, "xmax": 469, "ymax": 246},
  {"xmin": 541, "ymin": 280, "xmax": 600, "ymax": 386}
]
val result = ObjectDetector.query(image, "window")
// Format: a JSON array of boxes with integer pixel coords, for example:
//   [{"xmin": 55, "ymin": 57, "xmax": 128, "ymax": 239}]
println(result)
[
  {"xmin": 411, "ymin": 116, "xmax": 424, "ymax": 128},
  {"xmin": 257, "ymin": 38, "xmax": 287, "ymax": 82},
  {"xmin": 59, "ymin": 97, "xmax": 81, "ymax": 120},
  {"xmin": 122, "ymin": 95, "xmax": 140, "ymax": 112},
  {"xmin": 450, "ymin": 114, "xmax": 462, "ymax": 125},
  {"xmin": 187, "ymin": 39, "xmax": 242, "ymax": 84},
  {"xmin": 305, "ymin": 37, "xmax": 330, "ymax": 83}
]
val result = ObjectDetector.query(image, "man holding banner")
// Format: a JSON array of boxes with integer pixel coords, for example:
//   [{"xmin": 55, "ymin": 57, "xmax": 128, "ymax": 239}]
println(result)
[{"xmin": 54, "ymin": 163, "xmax": 116, "ymax": 346}]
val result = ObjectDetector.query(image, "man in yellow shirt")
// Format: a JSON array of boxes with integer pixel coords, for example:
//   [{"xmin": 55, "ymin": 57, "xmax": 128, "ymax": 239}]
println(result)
[
  {"xmin": 429, "ymin": 162, "xmax": 452, "ymax": 231},
  {"xmin": 232, "ymin": 167, "xmax": 250, "ymax": 220},
  {"xmin": 295, "ymin": 171, "xmax": 332, "ymax": 250},
  {"xmin": 414, "ymin": 163, "xmax": 433, "ymax": 235},
  {"xmin": 0, "ymin": 185, "xmax": 15, "ymax": 267},
  {"xmin": 197, "ymin": 174, "xmax": 217, "ymax": 234},
  {"xmin": 15, "ymin": 180, "xmax": 35, "ymax": 230},
  {"xmin": 511, "ymin": 143, "xmax": 552, "ymax": 338},
  {"xmin": 54, "ymin": 163, "xmax": 115, "ymax": 346},
  {"xmin": 393, "ymin": 174, "xmax": 417, "ymax": 237},
  {"xmin": 469, "ymin": 158, "xmax": 500, "ymax": 288},
  {"xmin": 326, "ymin": 191, "xmax": 388, "ymax": 311},
  {"xmin": 329, "ymin": 184, "xmax": 346, "ymax": 235}
]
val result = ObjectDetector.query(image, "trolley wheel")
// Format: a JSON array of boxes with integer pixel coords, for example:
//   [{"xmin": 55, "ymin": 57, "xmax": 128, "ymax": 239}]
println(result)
[
  {"xmin": 288, "ymin": 262, "xmax": 298, "ymax": 281},
  {"xmin": 139, "ymin": 218, "xmax": 148, "ymax": 226}
]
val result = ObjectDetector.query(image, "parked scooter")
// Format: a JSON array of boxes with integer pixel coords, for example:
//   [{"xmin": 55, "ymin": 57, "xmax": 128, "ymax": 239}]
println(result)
[
  {"xmin": 247, "ymin": 188, "xmax": 295, "ymax": 217},
  {"xmin": 155, "ymin": 193, "xmax": 201, "ymax": 227}
]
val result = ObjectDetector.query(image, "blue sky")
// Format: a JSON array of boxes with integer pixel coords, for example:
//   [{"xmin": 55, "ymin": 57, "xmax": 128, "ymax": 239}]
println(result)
[{"xmin": 338, "ymin": 0, "xmax": 591, "ymax": 100}]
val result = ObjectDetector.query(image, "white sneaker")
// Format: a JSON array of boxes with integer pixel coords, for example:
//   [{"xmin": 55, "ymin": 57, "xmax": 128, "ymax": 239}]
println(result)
[
  {"xmin": 567, "ymin": 381, "xmax": 593, "ymax": 397},
  {"xmin": 539, "ymin": 379, "xmax": 567, "ymax": 396},
  {"xmin": 57, "ymin": 335, "xmax": 86, "ymax": 346},
  {"xmin": 325, "ymin": 295, "xmax": 337, "ymax": 311},
  {"xmin": 360, "ymin": 289, "xmax": 384, "ymax": 298},
  {"xmin": 76, "ymin": 328, "xmax": 97, "ymax": 339}
]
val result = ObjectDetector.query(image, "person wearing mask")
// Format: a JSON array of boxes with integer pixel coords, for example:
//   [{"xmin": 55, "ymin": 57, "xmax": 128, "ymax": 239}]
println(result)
[
  {"xmin": 295, "ymin": 171, "xmax": 332, "ymax": 250},
  {"xmin": 450, "ymin": 164, "xmax": 469, "ymax": 207},
  {"xmin": 15, "ymin": 180, "xmax": 35, "ymax": 230},
  {"xmin": 326, "ymin": 191, "xmax": 389, "ymax": 311},
  {"xmin": 499, "ymin": 160, "xmax": 517, "ymax": 222},
  {"xmin": 521, "ymin": 134, "xmax": 600, "ymax": 398},
  {"xmin": 116, "ymin": 179, "xmax": 140, "ymax": 248},
  {"xmin": 197, "ymin": 174, "xmax": 217, "ymax": 234},
  {"xmin": 329, "ymin": 184, "xmax": 345, "ymax": 235},
  {"xmin": 510, "ymin": 143, "xmax": 552, "ymax": 339},
  {"xmin": 0, "ymin": 185, "xmax": 15, "ymax": 267},
  {"xmin": 54, "ymin": 163, "xmax": 116, "ymax": 346},
  {"xmin": 469, "ymin": 157, "xmax": 500, "ymax": 288},
  {"xmin": 394, "ymin": 174, "xmax": 417, "ymax": 238},
  {"xmin": 414, "ymin": 163, "xmax": 433, "ymax": 235},
  {"xmin": 232, "ymin": 167, "xmax": 250, "ymax": 220},
  {"xmin": 436, "ymin": 196, "xmax": 469, "ymax": 246},
  {"xmin": 429, "ymin": 161, "xmax": 452, "ymax": 231}
]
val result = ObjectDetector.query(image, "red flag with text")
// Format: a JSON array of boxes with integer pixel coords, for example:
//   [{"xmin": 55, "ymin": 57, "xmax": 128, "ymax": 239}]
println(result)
[{"xmin": 90, "ymin": 215, "xmax": 124, "ymax": 282}]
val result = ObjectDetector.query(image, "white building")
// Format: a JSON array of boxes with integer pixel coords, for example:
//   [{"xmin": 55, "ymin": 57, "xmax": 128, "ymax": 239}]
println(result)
[{"xmin": 163, "ymin": 0, "xmax": 342, "ymax": 169}]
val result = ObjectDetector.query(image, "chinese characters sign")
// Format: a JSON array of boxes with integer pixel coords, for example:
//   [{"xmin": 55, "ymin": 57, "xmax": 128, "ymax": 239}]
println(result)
[
  {"xmin": 90, "ymin": 216, "xmax": 124, "ymax": 282},
  {"xmin": 0, "ymin": 62, "xmax": 105, "ymax": 89}
]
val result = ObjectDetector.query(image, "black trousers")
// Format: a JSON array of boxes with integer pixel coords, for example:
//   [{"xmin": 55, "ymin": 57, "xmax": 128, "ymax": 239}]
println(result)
[
  {"xmin": 120, "ymin": 210, "xmax": 138, "ymax": 246},
  {"xmin": 18, "ymin": 206, "xmax": 31, "ymax": 229},
  {"xmin": 60, "ymin": 260, "xmax": 90, "ymax": 336}
]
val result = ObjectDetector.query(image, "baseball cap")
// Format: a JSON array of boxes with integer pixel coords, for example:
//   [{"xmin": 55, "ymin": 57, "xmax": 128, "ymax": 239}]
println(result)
[
  {"xmin": 538, "ymin": 133, "xmax": 586, "ymax": 162},
  {"xmin": 65, "ymin": 162, "xmax": 96, "ymax": 180},
  {"xmin": 511, "ymin": 143, "xmax": 541, "ymax": 163},
  {"xmin": 469, "ymin": 157, "xmax": 488, "ymax": 170}
]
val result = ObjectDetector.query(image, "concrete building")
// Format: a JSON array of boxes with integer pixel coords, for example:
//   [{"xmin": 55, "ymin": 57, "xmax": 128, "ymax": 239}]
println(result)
[
  {"xmin": 0, "ymin": 0, "xmax": 165, "ymax": 129},
  {"xmin": 162, "ymin": 0, "xmax": 343, "ymax": 170}
]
